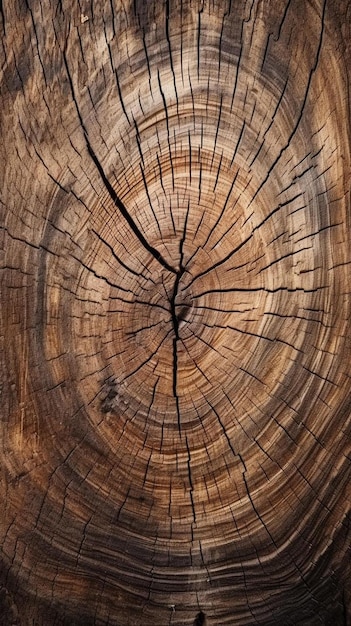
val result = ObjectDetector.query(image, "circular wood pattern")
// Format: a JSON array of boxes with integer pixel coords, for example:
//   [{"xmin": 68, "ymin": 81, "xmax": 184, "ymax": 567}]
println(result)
[{"xmin": 1, "ymin": 1, "xmax": 350, "ymax": 624}]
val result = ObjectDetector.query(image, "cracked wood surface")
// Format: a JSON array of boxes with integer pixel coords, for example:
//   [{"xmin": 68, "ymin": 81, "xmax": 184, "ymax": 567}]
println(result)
[{"xmin": 0, "ymin": 0, "xmax": 351, "ymax": 624}]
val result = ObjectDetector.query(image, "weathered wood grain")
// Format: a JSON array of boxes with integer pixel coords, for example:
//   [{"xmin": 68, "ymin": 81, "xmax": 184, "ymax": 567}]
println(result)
[{"xmin": 0, "ymin": 0, "xmax": 350, "ymax": 624}]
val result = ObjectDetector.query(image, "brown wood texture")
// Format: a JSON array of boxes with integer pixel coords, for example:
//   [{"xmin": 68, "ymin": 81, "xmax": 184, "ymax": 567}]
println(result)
[{"xmin": 1, "ymin": 0, "xmax": 351, "ymax": 624}]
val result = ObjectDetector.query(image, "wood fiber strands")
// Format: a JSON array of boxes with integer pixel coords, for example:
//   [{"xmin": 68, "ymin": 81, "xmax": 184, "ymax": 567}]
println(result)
[{"xmin": 0, "ymin": 0, "xmax": 350, "ymax": 624}]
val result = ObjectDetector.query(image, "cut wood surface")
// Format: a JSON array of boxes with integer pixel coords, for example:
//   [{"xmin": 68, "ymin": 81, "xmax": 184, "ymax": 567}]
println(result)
[{"xmin": 0, "ymin": 0, "xmax": 350, "ymax": 624}]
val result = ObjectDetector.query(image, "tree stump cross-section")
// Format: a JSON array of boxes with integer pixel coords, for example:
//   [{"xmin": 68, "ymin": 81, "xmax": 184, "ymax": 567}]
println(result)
[{"xmin": 0, "ymin": 0, "xmax": 350, "ymax": 624}]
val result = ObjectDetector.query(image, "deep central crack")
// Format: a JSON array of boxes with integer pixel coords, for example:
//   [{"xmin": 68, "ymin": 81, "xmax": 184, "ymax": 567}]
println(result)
[
  {"xmin": 170, "ymin": 269, "xmax": 185, "ymax": 340},
  {"xmin": 169, "ymin": 268, "xmax": 187, "ymax": 432}
]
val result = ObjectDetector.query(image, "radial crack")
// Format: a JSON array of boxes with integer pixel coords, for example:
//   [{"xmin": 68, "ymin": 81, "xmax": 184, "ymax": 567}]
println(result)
[{"xmin": 62, "ymin": 49, "xmax": 176, "ymax": 276}]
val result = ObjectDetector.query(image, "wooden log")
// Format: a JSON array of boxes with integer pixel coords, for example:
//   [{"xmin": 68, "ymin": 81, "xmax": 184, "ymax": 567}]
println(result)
[{"xmin": 0, "ymin": 0, "xmax": 350, "ymax": 624}]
